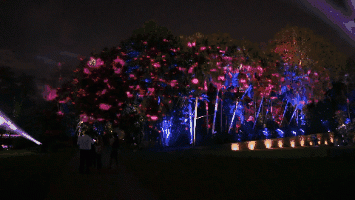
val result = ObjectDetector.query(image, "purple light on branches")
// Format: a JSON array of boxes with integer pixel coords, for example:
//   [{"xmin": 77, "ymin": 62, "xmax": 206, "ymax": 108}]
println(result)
[{"xmin": 0, "ymin": 110, "xmax": 41, "ymax": 145}]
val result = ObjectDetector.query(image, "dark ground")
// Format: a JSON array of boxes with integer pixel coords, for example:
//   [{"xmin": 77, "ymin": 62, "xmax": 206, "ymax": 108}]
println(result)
[{"xmin": 1, "ymin": 144, "xmax": 355, "ymax": 200}]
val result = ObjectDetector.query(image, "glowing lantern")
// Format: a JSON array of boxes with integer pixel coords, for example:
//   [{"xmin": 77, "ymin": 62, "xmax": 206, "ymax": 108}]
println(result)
[
  {"xmin": 310, "ymin": 141, "xmax": 313, "ymax": 146},
  {"xmin": 290, "ymin": 140, "xmax": 295, "ymax": 148},
  {"xmin": 330, "ymin": 136, "xmax": 333, "ymax": 143},
  {"xmin": 278, "ymin": 140, "xmax": 283, "ymax": 148},
  {"xmin": 325, "ymin": 140, "xmax": 328, "ymax": 145},
  {"xmin": 248, "ymin": 141, "xmax": 256, "ymax": 150},
  {"xmin": 300, "ymin": 140, "xmax": 305, "ymax": 146},
  {"xmin": 231, "ymin": 143, "xmax": 239, "ymax": 151},
  {"xmin": 264, "ymin": 139, "xmax": 272, "ymax": 149}
]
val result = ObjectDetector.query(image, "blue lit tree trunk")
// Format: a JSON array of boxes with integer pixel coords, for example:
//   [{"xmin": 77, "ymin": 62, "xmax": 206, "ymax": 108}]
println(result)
[
  {"xmin": 193, "ymin": 97, "xmax": 198, "ymax": 146},
  {"xmin": 161, "ymin": 116, "xmax": 173, "ymax": 146},
  {"xmin": 228, "ymin": 101, "xmax": 239, "ymax": 134},
  {"xmin": 289, "ymin": 104, "xmax": 299, "ymax": 126},
  {"xmin": 281, "ymin": 100, "xmax": 288, "ymax": 127},
  {"xmin": 189, "ymin": 103, "xmax": 193, "ymax": 144},
  {"xmin": 253, "ymin": 97, "xmax": 264, "ymax": 129},
  {"xmin": 206, "ymin": 101, "xmax": 209, "ymax": 136},
  {"xmin": 212, "ymin": 89, "xmax": 220, "ymax": 135}
]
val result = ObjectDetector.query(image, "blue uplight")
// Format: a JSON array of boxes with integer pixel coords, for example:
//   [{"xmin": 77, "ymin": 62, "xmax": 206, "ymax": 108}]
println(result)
[
  {"xmin": 263, "ymin": 128, "xmax": 270, "ymax": 138},
  {"xmin": 345, "ymin": 118, "xmax": 350, "ymax": 124},
  {"xmin": 299, "ymin": 129, "xmax": 304, "ymax": 135},
  {"xmin": 161, "ymin": 117, "xmax": 173, "ymax": 146},
  {"xmin": 276, "ymin": 129, "xmax": 284, "ymax": 138}
]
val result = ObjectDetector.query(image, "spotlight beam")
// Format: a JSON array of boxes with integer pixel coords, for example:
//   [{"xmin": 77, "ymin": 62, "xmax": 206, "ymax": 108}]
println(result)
[{"xmin": 0, "ymin": 109, "xmax": 41, "ymax": 145}]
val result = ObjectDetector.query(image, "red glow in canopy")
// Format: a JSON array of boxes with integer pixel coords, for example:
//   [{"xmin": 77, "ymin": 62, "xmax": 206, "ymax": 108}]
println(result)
[
  {"xmin": 43, "ymin": 84, "xmax": 57, "ymax": 101},
  {"xmin": 151, "ymin": 116, "xmax": 158, "ymax": 121},
  {"xmin": 97, "ymin": 118, "xmax": 105, "ymax": 122},
  {"xmin": 153, "ymin": 63, "xmax": 161, "ymax": 68},
  {"xmin": 148, "ymin": 88, "xmax": 155, "ymax": 93},
  {"xmin": 80, "ymin": 113, "xmax": 88, "ymax": 123},
  {"xmin": 170, "ymin": 80, "xmax": 177, "ymax": 87},
  {"xmin": 126, "ymin": 91, "xmax": 133, "ymax": 98},
  {"xmin": 83, "ymin": 68, "xmax": 90, "ymax": 74},
  {"xmin": 99, "ymin": 103, "xmax": 112, "ymax": 110},
  {"xmin": 218, "ymin": 76, "xmax": 225, "ymax": 81},
  {"xmin": 192, "ymin": 78, "xmax": 199, "ymax": 84},
  {"xmin": 114, "ymin": 56, "xmax": 125, "ymax": 66}
]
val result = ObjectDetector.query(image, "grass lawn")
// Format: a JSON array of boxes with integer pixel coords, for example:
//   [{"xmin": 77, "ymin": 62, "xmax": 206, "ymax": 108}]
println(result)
[
  {"xmin": 120, "ymin": 147, "xmax": 355, "ymax": 200},
  {"xmin": 0, "ymin": 147, "xmax": 77, "ymax": 200},
  {"xmin": 0, "ymin": 149, "xmax": 36, "ymax": 158}
]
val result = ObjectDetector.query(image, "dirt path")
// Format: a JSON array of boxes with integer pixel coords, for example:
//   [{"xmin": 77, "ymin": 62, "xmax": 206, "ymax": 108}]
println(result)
[{"xmin": 46, "ymin": 146, "xmax": 158, "ymax": 200}]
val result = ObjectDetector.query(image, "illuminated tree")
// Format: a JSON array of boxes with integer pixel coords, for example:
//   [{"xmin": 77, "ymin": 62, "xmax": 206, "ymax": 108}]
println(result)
[
  {"xmin": 268, "ymin": 25, "xmax": 347, "ymax": 127},
  {"xmin": 56, "ymin": 46, "xmax": 128, "ymax": 127}
]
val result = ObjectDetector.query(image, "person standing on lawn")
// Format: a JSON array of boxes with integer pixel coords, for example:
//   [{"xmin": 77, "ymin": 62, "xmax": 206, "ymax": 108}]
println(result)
[
  {"xmin": 77, "ymin": 130, "xmax": 94, "ymax": 174},
  {"xmin": 95, "ymin": 135, "xmax": 104, "ymax": 170},
  {"xmin": 109, "ymin": 133, "xmax": 119, "ymax": 169}
]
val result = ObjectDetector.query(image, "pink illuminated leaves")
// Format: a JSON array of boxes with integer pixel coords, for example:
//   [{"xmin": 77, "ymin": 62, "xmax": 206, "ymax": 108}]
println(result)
[
  {"xmin": 153, "ymin": 63, "xmax": 161, "ymax": 68},
  {"xmin": 43, "ymin": 84, "xmax": 58, "ymax": 101},
  {"xmin": 87, "ymin": 57, "xmax": 104, "ymax": 68},
  {"xmin": 114, "ymin": 56, "xmax": 125, "ymax": 66},
  {"xmin": 126, "ymin": 91, "xmax": 134, "ymax": 98},
  {"xmin": 83, "ymin": 68, "xmax": 91, "ymax": 75},
  {"xmin": 99, "ymin": 103, "xmax": 112, "ymax": 110},
  {"xmin": 192, "ymin": 78, "xmax": 199, "ymax": 84}
]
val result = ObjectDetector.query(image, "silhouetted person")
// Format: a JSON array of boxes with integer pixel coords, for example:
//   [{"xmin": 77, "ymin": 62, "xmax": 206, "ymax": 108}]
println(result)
[
  {"xmin": 95, "ymin": 135, "xmax": 104, "ymax": 170},
  {"xmin": 109, "ymin": 134, "xmax": 119, "ymax": 169},
  {"xmin": 77, "ymin": 131, "xmax": 94, "ymax": 174}
]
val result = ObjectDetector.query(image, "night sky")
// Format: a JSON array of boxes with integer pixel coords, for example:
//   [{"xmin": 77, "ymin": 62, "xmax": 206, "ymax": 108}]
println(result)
[{"xmin": 1, "ymin": 0, "xmax": 355, "ymax": 81}]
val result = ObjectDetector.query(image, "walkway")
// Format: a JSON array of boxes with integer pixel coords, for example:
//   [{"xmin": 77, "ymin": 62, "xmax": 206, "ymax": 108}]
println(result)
[{"xmin": 46, "ymin": 146, "xmax": 158, "ymax": 200}]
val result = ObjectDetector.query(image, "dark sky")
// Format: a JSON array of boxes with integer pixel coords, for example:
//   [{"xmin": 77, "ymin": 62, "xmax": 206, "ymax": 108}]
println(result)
[{"xmin": 1, "ymin": 0, "xmax": 354, "ymax": 81}]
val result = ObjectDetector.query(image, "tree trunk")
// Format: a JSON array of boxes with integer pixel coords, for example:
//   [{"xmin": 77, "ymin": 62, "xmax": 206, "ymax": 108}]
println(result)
[
  {"xmin": 281, "ymin": 100, "xmax": 288, "ymax": 127},
  {"xmin": 228, "ymin": 101, "xmax": 239, "ymax": 134},
  {"xmin": 220, "ymin": 99, "xmax": 223, "ymax": 134},
  {"xmin": 189, "ymin": 103, "xmax": 193, "ymax": 144},
  {"xmin": 206, "ymin": 101, "xmax": 209, "ymax": 136},
  {"xmin": 253, "ymin": 97, "xmax": 264, "ymax": 129},
  {"xmin": 193, "ymin": 97, "xmax": 198, "ymax": 146},
  {"xmin": 289, "ymin": 105, "xmax": 298, "ymax": 126},
  {"xmin": 212, "ymin": 89, "xmax": 220, "ymax": 135}
]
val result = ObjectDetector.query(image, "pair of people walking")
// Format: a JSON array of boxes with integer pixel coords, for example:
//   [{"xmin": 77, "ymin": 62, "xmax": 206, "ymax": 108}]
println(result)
[{"xmin": 77, "ymin": 130, "xmax": 119, "ymax": 173}]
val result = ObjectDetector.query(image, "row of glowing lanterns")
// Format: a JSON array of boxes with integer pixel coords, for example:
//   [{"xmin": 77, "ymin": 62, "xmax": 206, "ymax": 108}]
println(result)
[{"xmin": 231, "ymin": 133, "xmax": 334, "ymax": 151}]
